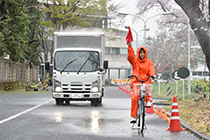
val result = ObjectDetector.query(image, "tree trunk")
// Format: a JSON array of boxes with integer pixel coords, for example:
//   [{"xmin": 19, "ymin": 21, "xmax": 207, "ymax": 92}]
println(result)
[
  {"xmin": 51, "ymin": 40, "xmax": 54, "ymax": 64},
  {"xmin": 44, "ymin": 41, "xmax": 48, "ymax": 62},
  {"xmin": 175, "ymin": 0, "xmax": 210, "ymax": 71},
  {"xmin": 0, "ymin": 0, "xmax": 7, "ymax": 31}
]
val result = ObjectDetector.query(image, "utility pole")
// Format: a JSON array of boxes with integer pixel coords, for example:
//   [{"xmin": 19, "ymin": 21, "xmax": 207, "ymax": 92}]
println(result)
[{"xmin": 188, "ymin": 18, "xmax": 191, "ymax": 95}]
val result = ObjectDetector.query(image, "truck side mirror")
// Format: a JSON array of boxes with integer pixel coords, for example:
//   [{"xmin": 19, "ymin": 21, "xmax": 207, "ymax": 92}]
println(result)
[{"xmin": 103, "ymin": 60, "xmax": 108, "ymax": 69}]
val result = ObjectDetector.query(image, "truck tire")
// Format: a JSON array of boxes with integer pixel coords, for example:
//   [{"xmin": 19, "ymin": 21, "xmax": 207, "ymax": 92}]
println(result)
[
  {"xmin": 56, "ymin": 99, "xmax": 63, "ymax": 105},
  {"xmin": 91, "ymin": 98, "xmax": 102, "ymax": 106}
]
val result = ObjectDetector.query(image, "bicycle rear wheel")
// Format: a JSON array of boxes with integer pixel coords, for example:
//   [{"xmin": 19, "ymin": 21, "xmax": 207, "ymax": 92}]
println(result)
[
  {"xmin": 140, "ymin": 97, "xmax": 145, "ymax": 133},
  {"xmin": 26, "ymin": 82, "xmax": 35, "ymax": 91}
]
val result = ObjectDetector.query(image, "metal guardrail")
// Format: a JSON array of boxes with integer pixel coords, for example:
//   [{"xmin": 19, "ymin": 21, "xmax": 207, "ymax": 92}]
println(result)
[{"xmin": 107, "ymin": 67, "xmax": 131, "ymax": 85}]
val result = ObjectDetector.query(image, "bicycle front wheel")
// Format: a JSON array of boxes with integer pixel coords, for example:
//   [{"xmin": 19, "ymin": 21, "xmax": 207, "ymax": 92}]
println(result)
[{"xmin": 140, "ymin": 97, "xmax": 145, "ymax": 133}]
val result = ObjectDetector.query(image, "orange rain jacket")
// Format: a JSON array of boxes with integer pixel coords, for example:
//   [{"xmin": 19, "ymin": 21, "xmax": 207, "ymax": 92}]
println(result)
[
  {"xmin": 127, "ymin": 45, "xmax": 156, "ymax": 87},
  {"xmin": 128, "ymin": 45, "xmax": 156, "ymax": 118}
]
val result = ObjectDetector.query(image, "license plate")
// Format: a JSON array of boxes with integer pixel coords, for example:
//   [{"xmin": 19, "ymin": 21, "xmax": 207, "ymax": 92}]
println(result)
[{"xmin": 72, "ymin": 94, "xmax": 82, "ymax": 99}]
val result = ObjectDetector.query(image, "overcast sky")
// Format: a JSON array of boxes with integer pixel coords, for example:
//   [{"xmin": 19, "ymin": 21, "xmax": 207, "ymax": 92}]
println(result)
[{"xmin": 112, "ymin": 0, "xmax": 159, "ymax": 39}]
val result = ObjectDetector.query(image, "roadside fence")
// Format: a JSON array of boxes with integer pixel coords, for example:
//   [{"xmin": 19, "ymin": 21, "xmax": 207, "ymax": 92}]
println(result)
[{"xmin": 0, "ymin": 58, "xmax": 39, "ymax": 83}]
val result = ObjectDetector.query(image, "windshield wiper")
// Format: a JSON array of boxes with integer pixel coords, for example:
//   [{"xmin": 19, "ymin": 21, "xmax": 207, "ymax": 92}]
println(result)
[
  {"xmin": 89, "ymin": 55, "xmax": 99, "ymax": 65},
  {"xmin": 60, "ymin": 59, "xmax": 77, "ymax": 74},
  {"xmin": 77, "ymin": 56, "xmax": 90, "ymax": 74}
]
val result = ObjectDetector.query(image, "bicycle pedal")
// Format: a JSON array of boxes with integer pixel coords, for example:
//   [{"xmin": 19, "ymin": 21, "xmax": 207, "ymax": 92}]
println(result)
[{"xmin": 130, "ymin": 120, "xmax": 137, "ymax": 123}]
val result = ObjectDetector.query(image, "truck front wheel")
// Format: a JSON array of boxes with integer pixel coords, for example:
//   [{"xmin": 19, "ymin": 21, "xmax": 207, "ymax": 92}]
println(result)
[{"xmin": 91, "ymin": 98, "xmax": 102, "ymax": 106}]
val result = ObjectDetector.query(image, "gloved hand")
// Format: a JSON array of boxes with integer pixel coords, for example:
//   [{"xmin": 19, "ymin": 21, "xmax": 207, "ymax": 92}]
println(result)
[
  {"xmin": 127, "ymin": 43, "xmax": 132, "ymax": 46},
  {"xmin": 152, "ymin": 75, "xmax": 157, "ymax": 82}
]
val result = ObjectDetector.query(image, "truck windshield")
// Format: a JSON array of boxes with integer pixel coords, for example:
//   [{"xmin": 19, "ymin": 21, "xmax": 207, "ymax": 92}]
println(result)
[{"xmin": 54, "ymin": 51, "xmax": 100, "ymax": 72}]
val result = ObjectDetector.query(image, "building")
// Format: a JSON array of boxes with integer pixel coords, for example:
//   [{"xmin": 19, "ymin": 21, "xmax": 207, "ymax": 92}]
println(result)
[{"xmin": 191, "ymin": 63, "xmax": 209, "ymax": 77}]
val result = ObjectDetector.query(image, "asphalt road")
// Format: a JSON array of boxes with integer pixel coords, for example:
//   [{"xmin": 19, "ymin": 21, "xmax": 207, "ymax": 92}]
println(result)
[{"xmin": 0, "ymin": 86, "xmax": 200, "ymax": 140}]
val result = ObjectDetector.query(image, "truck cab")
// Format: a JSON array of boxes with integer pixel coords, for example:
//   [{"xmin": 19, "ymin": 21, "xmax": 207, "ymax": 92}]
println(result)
[{"xmin": 52, "ymin": 32, "xmax": 108, "ymax": 106}]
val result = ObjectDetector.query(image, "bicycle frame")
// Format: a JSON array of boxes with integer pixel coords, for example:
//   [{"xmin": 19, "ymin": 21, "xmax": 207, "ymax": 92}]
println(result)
[
  {"xmin": 131, "ymin": 84, "xmax": 146, "ymax": 133},
  {"xmin": 129, "ymin": 75, "xmax": 155, "ymax": 133}
]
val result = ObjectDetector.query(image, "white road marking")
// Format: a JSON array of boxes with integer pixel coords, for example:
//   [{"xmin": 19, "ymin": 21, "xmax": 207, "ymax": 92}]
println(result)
[{"xmin": 0, "ymin": 99, "xmax": 53, "ymax": 125}]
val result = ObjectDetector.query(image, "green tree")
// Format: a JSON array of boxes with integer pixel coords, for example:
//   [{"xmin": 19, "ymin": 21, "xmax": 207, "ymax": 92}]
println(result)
[
  {"xmin": 0, "ymin": 0, "xmax": 42, "ymax": 65},
  {"xmin": 41, "ymin": 0, "xmax": 120, "ymax": 31},
  {"xmin": 25, "ymin": 0, "xmax": 43, "ymax": 65},
  {"xmin": 39, "ymin": 0, "xmax": 122, "ymax": 62},
  {"xmin": 0, "ymin": 0, "xmax": 30, "ymax": 61}
]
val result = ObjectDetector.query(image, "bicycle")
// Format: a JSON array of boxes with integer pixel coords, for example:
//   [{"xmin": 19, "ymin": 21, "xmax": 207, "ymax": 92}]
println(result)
[
  {"xmin": 128, "ymin": 75, "xmax": 155, "ymax": 134},
  {"xmin": 5, "ymin": 83, "xmax": 14, "ymax": 91},
  {"xmin": 26, "ymin": 78, "xmax": 49, "ymax": 91}
]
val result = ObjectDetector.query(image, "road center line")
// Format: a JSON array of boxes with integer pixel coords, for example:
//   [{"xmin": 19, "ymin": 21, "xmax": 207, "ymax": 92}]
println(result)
[{"xmin": 0, "ymin": 99, "xmax": 53, "ymax": 125}]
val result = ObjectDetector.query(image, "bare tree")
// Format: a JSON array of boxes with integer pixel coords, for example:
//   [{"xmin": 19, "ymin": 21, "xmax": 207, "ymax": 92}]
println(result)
[{"xmin": 136, "ymin": 0, "xmax": 210, "ymax": 70}]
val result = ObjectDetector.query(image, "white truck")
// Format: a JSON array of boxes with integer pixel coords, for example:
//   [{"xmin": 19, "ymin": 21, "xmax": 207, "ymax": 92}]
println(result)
[{"xmin": 52, "ymin": 31, "xmax": 108, "ymax": 106}]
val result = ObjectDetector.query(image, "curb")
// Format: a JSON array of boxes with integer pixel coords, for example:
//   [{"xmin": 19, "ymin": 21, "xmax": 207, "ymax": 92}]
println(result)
[
  {"xmin": 153, "ymin": 102, "xmax": 171, "ymax": 106},
  {"xmin": 181, "ymin": 121, "xmax": 210, "ymax": 140},
  {"xmin": 153, "ymin": 97, "xmax": 169, "ymax": 100},
  {"xmin": 153, "ymin": 98, "xmax": 171, "ymax": 106},
  {"xmin": 165, "ymin": 111, "xmax": 210, "ymax": 140}
]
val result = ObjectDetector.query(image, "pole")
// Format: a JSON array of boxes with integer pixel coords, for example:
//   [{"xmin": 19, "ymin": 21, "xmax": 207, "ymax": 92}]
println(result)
[
  {"xmin": 204, "ymin": 61, "xmax": 206, "ymax": 99},
  {"xmin": 183, "ymin": 79, "xmax": 185, "ymax": 101},
  {"xmin": 158, "ymin": 81, "xmax": 160, "ymax": 95},
  {"xmin": 136, "ymin": 32, "xmax": 138, "ymax": 52},
  {"xmin": 176, "ymin": 81, "xmax": 178, "ymax": 96},
  {"xmin": 144, "ymin": 23, "xmax": 146, "ymax": 45},
  {"xmin": 188, "ymin": 18, "xmax": 191, "ymax": 95}
]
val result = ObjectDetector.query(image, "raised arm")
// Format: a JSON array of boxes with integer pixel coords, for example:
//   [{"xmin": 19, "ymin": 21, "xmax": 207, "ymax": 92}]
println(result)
[{"xmin": 127, "ymin": 43, "xmax": 136, "ymax": 66}]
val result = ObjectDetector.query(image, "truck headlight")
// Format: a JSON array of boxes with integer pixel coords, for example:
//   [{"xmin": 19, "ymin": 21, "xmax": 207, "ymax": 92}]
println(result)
[
  {"xmin": 92, "ymin": 80, "xmax": 100, "ymax": 93},
  {"xmin": 55, "ymin": 87, "xmax": 62, "ymax": 92},
  {"xmin": 92, "ymin": 87, "xmax": 99, "ymax": 93},
  {"xmin": 54, "ymin": 79, "xmax": 62, "ymax": 92}
]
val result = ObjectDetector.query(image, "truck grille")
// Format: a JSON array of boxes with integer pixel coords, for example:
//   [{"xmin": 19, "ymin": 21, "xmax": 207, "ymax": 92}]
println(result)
[{"xmin": 62, "ymin": 84, "xmax": 91, "ymax": 93}]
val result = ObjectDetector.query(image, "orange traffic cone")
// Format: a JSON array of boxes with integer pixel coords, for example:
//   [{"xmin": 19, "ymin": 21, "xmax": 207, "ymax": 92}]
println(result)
[
  {"xmin": 119, "ymin": 82, "xmax": 122, "ymax": 90},
  {"xmin": 155, "ymin": 106, "xmax": 159, "ymax": 115},
  {"xmin": 163, "ymin": 111, "xmax": 168, "ymax": 121},
  {"xmin": 146, "ymin": 95, "xmax": 155, "ymax": 114},
  {"xmin": 126, "ymin": 82, "xmax": 130, "ymax": 95},
  {"xmin": 123, "ymin": 82, "xmax": 126, "ymax": 93},
  {"xmin": 166, "ymin": 96, "xmax": 185, "ymax": 131},
  {"xmin": 168, "ymin": 115, "xmax": 171, "ymax": 126},
  {"xmin": 159, "ymin": 109, "xmax": 164, "ymax": 118}
]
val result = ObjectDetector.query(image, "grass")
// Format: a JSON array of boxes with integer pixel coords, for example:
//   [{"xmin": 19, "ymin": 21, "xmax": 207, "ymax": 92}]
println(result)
[
  {"xmin": 152, "ymin": 80, "xmax": 210, "ymax": 100},
  {"xmin": 0, "ymin": 88, "xmax": 51, "ymax": 94},
  {"xmin": 163, "ymin": 100, "xmax": 210, "ymax": 137},
  {"xmin": 152, "ymin": 80, "xmax": 210, "ymax": 137}
]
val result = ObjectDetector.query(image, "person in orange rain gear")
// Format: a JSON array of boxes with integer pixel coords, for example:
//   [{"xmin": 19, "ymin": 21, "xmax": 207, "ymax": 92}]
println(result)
[{"xmin": 127, "ymin": 43, "xmax": 156, "ymax": 123}]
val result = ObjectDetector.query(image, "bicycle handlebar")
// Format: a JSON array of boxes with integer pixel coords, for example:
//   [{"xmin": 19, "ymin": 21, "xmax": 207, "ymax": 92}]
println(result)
[{"xmin": 128, "ymin": 75, "xmax": 157, "ymax": 83}]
